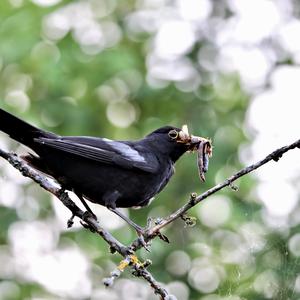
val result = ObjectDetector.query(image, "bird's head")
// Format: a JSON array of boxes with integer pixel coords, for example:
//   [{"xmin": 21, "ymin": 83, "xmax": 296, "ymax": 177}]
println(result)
[{"xmin": 146, "ymin": 125, "xmax": 212, "ymax": 163}]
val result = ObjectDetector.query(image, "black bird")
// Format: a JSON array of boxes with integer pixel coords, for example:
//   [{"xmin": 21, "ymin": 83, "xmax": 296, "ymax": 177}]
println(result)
[{"xmin": 0, "ymin": 108, "xmax": 211, "ymax": 236}]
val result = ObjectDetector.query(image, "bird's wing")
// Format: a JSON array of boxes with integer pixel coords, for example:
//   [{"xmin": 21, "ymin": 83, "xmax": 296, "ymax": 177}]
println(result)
[{"xmin": 35, "ymin": 136, "xmax": 159, "ymax": 173}]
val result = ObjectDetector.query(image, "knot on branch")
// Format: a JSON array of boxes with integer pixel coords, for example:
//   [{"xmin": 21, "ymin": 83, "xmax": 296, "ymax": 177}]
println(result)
[{"xmin": 189, "ymin": 192, "xmax": 197, "ymax": 205}]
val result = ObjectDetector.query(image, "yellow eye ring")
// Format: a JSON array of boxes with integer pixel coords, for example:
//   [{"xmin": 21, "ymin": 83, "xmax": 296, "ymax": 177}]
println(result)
[{"xmin": 168, "ymin": 130, "xmax": 178, "ymax": 140}]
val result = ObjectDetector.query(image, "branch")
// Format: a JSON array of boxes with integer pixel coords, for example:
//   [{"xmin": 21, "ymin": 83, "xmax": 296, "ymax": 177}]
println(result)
[{"xmin": 0, "ymin": 138, "xmax": 299, "ymax": 299}]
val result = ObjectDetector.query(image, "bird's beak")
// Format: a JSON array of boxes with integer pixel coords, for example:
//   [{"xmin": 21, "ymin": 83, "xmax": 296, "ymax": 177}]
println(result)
[
  {"xmin": 177, "ymin": 125, "xmax": 213, "ymax": 156},
  {"xmin": 177, "ymin": 125, "xmax": 213, "ymax": 182}
]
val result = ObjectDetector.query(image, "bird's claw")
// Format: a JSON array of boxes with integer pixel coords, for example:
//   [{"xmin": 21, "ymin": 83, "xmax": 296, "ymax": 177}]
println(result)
[
  {"xmin": 82, "ymin": 210, "xmax": 98, "ymax": 222},
  {"xmin": 80, "ymin": 211, "xmax": 99, "ymax": 231},
  {"xmin": 137, "ymin": 217, "xmax": 169, "ymax": 244},
  {"xmin": 80, "ymin": 220, "xmax": 92, "ymax": 230},
  {"xmin": 137, "ymin": 235, "xmax": 151, "ymax": 252},
  {"xmin": 134, "ymin": 225, "xmax": 151, "ymax": 251}
]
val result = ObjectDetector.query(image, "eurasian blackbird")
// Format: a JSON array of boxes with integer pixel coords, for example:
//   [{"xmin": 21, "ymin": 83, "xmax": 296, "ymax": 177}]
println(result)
[{"xmin": 0, "ymin": 108, "xmax": 211, "ymax": 236}]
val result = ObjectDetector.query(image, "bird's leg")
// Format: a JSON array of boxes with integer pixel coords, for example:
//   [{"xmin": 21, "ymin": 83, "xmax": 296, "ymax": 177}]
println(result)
[
  {"xmin": 103, "ymin": 191, "xmax": 150, "ymax": 249},
  {"xmin": 109, "ymin": 207, "xmax": 144, "ymax": 233},
  {"xmin": 108, "ymin": 207, "xmax": 150, "ymax": 250},
  {"xmin": 76, "ymin": 193, "xmax": 98, "ymax": 221},
  {"xmin": 104, "ymin": 191, "xmax": 144, "ymax": 233}
]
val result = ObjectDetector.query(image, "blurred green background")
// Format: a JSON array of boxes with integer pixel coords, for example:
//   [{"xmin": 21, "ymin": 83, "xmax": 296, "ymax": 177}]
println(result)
[{"xmin": 0, "ymin": 0, "xmax": 300, "ymax": 299}]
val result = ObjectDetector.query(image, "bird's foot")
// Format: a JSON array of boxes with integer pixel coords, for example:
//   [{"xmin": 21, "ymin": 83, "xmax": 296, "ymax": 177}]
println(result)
[
  {"xmin": 131, "ymin": 218, "xmax": 154, "ymax": 251},
  {"xmin": 82, "ymin": 210, "xmax": 98, "ymax": 222},
  {"xmin": 135, "ymin": 217, "xmax": 170, "ymax": 247},
  {"xmin": 108, "ymin": 207, "xmax": 152, "ymax": 250},
  {"xmin": 135, "ymin": 228, "xmax": 169, "ymax": 248},
  {"xmin": 79, "ymin": 211, "xmax": 99, "ymax": 233},
  {"xmin": 135, "ymin": 227, "xmax": 151, "ymax": 252},
  {"xmin": 67, "ymin": 212, "xmax": 99, "ymax": 228},
  {"xmin": 134, "ymin": 217, "xmax": 171, "ymax": 249}
]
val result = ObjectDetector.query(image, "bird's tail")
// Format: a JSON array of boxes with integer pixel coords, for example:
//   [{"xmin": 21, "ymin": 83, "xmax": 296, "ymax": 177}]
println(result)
[{"xmin": 0, "ymin": 108, "xmax": 52, "ymax": 148}]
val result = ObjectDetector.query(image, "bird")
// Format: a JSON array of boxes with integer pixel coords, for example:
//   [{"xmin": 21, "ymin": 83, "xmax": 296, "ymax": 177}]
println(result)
[{"xmin": 0, "ymin": 108, "xmax": 211, "ymax": 238}]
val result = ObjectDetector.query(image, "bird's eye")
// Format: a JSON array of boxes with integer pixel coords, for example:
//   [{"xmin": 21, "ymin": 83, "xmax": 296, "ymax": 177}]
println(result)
[{"xmin": 168, "ymin": 130, "xmax": 178, "ymax": 139}]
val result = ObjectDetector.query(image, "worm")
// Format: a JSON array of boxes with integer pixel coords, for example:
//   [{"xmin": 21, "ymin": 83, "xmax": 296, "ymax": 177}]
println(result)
[
  {"xmin": 197, "ymin": 141, "xmax": 211, "ymax": 182},
  {"xmin": 202, "ymin": 143, "xmax": 210, "ymax": 173},
  {"xmin": 197, "ymin": 141, "xmax": 206, "ymax": 182}
]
